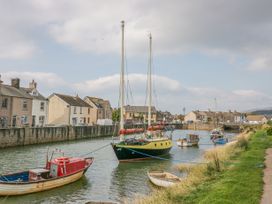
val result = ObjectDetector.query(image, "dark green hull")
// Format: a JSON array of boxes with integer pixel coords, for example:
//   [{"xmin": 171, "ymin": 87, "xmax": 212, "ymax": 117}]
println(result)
[{"xmin": 111, "ymin": 143, "xmax": 172, "ymax": 162}]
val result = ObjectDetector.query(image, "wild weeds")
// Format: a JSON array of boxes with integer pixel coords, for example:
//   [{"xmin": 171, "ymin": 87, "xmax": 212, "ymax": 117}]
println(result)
[{"xmin": 135, "ymin": 131, "xmax": 252, "ymax": 204}]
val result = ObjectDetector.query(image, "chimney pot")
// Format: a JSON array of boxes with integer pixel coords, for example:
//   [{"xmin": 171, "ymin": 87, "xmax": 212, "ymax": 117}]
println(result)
[
  {"xmin": 11, "ymin": 78, "xmax": 20, "ymax": 89},
  {"xmin": 29, "ymin": 79, "xmax": 37, "ymax": 89}
]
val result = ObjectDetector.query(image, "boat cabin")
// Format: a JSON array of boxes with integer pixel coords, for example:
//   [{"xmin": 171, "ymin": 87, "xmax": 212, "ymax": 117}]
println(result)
[
  {"xmin": 29, "ymin": 168, "xmax": 50, "ymax": 181},
  {"xmin": 47, "ymin": 157, "xmax": 86, "ymax": 177}
]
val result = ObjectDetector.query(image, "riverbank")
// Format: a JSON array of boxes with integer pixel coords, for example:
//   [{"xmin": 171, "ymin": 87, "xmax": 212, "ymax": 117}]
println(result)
[{"xmin": 137, "ymin": 125, "xmax": 272, "ymax": 204}]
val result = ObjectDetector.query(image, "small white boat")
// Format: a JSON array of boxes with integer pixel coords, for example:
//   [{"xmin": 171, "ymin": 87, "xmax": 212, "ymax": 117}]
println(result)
[
  {"xmin": 147, "ymin": 170, "xmax": 182, "ymax": 187},
  {"xmin": 210, "ymin": 128, "xmax": 224, "ymax": 139},
  {"xmin": 177, "ymin": 134, "xmax": 199, "ymax": 147}
]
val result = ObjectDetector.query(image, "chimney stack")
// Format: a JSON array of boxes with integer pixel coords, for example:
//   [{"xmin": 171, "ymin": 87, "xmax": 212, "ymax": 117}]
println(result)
[
  {"xmin": 29, "ymin": 79, "xmax": 37, "ymax": 90},
  {"xmin": 11, "ymin": 78, "xmax": 20, "ymax": 89}
]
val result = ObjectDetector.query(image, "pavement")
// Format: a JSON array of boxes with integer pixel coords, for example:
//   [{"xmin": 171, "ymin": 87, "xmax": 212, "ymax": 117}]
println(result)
[{"xmin": 261, "ymin": 148, "xmax": 272, "ymax": 204}]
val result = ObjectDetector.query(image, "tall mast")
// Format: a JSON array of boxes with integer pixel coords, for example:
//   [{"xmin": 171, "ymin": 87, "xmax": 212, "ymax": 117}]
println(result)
[
  {"xmin": 120, "ymin": 20, "xmax": 125, "ymax": 139},
  {"xmin": 148, "ymin": 33, "xmax": 152, "ymax": 127}
]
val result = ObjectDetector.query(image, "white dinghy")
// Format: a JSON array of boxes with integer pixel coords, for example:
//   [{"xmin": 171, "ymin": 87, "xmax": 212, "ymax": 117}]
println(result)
[{"xmin": 147, "ymin": 170, "xmax": 182, "ymax": 188}]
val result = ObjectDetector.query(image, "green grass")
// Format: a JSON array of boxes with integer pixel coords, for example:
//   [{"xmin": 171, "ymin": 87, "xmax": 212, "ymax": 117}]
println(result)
[{"xmin": 179, "ymin": 130, "xmax": 272, "ymax": 204}]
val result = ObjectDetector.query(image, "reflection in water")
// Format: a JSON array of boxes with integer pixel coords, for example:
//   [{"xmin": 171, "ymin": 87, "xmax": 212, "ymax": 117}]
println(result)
[
  {"xmin": 0, "ymin": 130, "xmax": 237, "ymax": 203},
  {"xmin": 110, "ymin": 160, "xmax": 171, "ymax": 202}
]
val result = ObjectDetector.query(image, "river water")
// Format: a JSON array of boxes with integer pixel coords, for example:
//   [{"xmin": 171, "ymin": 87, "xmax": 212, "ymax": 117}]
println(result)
[{"xmin": 0, "ymin": 130, "xmax": 236, "ymax": 204}]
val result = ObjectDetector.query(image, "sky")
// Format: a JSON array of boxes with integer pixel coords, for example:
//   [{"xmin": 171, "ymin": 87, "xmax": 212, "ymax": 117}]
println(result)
[{"xmin": 0, "ymin": 0, "xmax": 272, "ymax": 114}]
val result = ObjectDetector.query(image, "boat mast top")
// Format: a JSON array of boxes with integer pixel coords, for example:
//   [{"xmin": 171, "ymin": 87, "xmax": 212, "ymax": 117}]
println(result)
[
  {"xmin": 120, "ymin": 20, "xmax": 125, "ymax": 139},
  {"xmin": 148, "ymin": 33, "xmax": 152, "ymax": 127}
]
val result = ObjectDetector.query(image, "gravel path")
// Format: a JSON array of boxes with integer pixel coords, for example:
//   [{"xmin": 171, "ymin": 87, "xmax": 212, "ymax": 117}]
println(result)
[{"xmin": 261, "ymin": 148, "xmax": 272, "ymax": 204}]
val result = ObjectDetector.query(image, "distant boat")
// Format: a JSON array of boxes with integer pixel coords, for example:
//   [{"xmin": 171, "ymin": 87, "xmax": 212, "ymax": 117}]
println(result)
[
  {"xmin": 210, "ymin": 128, "xmax": 228, "ymax": 144},
  {"xmin": 213, "ymin": 137, "xmax": 228, "ymax": 145},
  {"xmin": 0, "ymin": 151, "xmax": 93, "ymax": 196},
  {"xmin": 210, "ymin": 128, "xmax": 224, "ymax": 140},
  {"xmin": 177, "ymin": 134, "xmax": 199, "ymax": 147},
  {"xmin": 147, "ymin": 170, "xmax": 182, "ymax": 188}
]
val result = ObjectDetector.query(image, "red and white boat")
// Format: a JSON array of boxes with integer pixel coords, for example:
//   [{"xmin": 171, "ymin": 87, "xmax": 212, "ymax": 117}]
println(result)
[{"xmin": 0, "ymin": 151, "xmax": 93, "ymax": 196}]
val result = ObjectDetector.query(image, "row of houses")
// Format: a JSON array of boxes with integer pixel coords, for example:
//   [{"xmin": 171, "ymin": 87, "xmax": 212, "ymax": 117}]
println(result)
[
  {"xmin": 0, "ymin": 78, "xmax": 112, "ymax": 128},
  {"xmin": 184, "ymin": 110, "xmax": 270, "ymax": 124}
]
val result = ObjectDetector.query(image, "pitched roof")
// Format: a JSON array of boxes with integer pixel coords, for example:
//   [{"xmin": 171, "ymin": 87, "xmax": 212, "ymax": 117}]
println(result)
[
  {"xmin": 85, "ymin": 96, "xmax": 111, "ymax": 109},
  {"xmin": 247, "ymin": 115, "xmax": 267, "ymax": 121},
  {"xmin": 54, "ymin": 93, "xmax": 91, "ymax": 107},
  {"xmin": 21, "ymin": 87, "xmax": 47, "ymax": 100},
  {"xmin": 124, "ymin": 105, "xmax": 156, "ymax": 113},
  {"xmin": 0, "ymin": 84, "xmax": 32, "ymax": 99}
]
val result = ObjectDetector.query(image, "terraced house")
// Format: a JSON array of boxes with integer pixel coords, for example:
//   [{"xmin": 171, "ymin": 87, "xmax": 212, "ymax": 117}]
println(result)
[
  {"xmin": 23, "ymin": 80, "xmax": 48, "ymax": 127},
  {"xmin": 48, "ymin": 93, "xmax": 92, "ymax": 126},
  {"xmin": 0, "ymin": 78, "xmax": 32, "ymax": 128},
  {"xmin": 123, "ymin": 105, "xmax": 157, "ymax": 124},
  {"xmin": 84, "ymin": 96, "xmax": 112, "ymax": 124}
]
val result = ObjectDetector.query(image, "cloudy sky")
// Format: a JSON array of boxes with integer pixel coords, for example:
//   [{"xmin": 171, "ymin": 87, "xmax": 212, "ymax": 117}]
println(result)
[{"xmin": 0, "ymin": 0, "xmax": 272, "ymax": 113}]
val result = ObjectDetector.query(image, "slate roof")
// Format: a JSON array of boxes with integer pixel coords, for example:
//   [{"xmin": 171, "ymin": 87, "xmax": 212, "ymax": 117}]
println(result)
[
  {"xmin": 54, "ymin": 93, "xmax": 91, "ymax": 107},
  {"xmin": 0, "ymin": 84, "xmax": 32, "ymax": 99},
  {"xmin": 21, "ymin": 87, "xmax": 47, "ymax": 101},
  {"xmin": 124, "ymin": 105, "xmax": 156, "ymax": 113},
  {"xmin": 85, "ymin": 96, "xmax": 111, "ymax": 109}
]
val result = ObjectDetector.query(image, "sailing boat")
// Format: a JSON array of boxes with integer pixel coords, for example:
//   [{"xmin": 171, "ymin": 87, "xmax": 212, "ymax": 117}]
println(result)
[{"xmin": 111, "ymin": 21, "xmax": 173, "ymax": 162}]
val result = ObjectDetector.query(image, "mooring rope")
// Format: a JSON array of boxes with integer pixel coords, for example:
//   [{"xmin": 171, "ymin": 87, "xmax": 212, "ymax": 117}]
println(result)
[
  {"xmin": 125, "ymin": 147, "xmax": 207, "ymax": 164},
  {"xmin": 80, "ymin": 143, "xmax": 111, "ymax": 157}
]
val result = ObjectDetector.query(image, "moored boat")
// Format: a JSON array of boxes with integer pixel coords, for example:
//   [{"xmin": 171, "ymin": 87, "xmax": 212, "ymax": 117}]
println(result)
[
  {"xmin": 0, "ymin": 152, "xmax": 93, "ymax": 196},
  {"xmin": 112, "ymin": 138, "xmax": 172, "ymax": 161},
  {"xmin": 210, "ymin": 128, "xmax": 224, "ymax": 140},
  {"xmin": 213, "ymin": 137, "xmax": 228, "ymax": 145},
  {"xmin": 111, "ymin": 21, "xmax": 172, "ymax": 162},
  {"xmin": 177, "ymin": 134, "xmax": 199, "ymax": 147},
  {"xmin": 147, "ymin": 170, "xmax": 182, "ymax": 187}
]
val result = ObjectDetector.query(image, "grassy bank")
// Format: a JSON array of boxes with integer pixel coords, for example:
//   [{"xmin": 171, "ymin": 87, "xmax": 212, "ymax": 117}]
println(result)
[{"xmin": 137, "ymin": 126, "xmax": 272, "ymax": 204}]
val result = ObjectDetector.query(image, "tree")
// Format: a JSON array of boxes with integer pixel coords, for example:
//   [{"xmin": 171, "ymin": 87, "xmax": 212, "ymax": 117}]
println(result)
[{"xmin": 112, "ymin": 108, "xmax": 120, "ymax": 122}]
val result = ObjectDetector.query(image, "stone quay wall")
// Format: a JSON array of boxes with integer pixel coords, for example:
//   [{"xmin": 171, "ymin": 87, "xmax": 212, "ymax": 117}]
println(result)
[
  {"xmin": 0, "ymin": 124, "xmax": 183, "ymax": 149},
  {"xmin": 0, "ymin": 125, "xmax": 117, "ymax": 148}
]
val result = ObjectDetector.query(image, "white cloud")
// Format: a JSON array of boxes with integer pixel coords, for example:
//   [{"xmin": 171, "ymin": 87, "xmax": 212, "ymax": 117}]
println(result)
[
  {"xmin": 1, "ymin": 70, "xmax": 271, "ymax": 113},
  {"xmin": 232, "ymin": 89, "xmax": 266, "ymax": 97},
  {"xmin": 1, "ymin": 71, "xmax": 66, "ymax": 88},
  {"xmin": 1, "ymin": 0, "xmax": 272, "ymax": 65},
  {"xmin": 74, "ymin": 73, "xmax": 181, "ymax": 93},
  {"xmin": 247, "ymin": 56, "xmax": 272, "ymax": 71}
]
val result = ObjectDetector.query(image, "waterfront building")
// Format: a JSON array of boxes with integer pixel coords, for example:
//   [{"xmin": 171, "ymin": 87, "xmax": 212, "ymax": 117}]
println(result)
[
  {"xmin": 123, "ymin": 105, "xmax": 157, "ymax": 124},
  {"xmin": 184, "ymin": 110, "xmax": 214, "ymax": 123},
  {"xmin": 246, "ymin": 114, "xmax": 268, "ymax": 124},
  {"xmin": 48, "ymin": 93, "xmax": 92, "ymax": 126},
  {"xmin": 184, "ymin": 110, "xmax": 246, "ymax": 124},
  {"xmin": 0, "ymin": 78, "xmax": 33, "ymax": 127},
  {"xmin": 22, "ymin": 80, "xmax": 48, "ymax": 127},
  {"xmin": 84, "ymin": 96, "xmax": 112, "ymax": 125},
  {"xmin": 157, "ymin": 111, "xmax": 174, "ymax": 123}
]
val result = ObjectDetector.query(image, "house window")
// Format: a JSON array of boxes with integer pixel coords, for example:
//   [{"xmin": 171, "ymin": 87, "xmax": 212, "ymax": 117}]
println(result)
[
  {"xmin": 80, "ymin": 107, "xmax": 82, "ymax": 114},
  {"xmin": 72, "ymin": 117, "xmax": 77, "ymax": 125},
  {"xmin": 39, "ymin": 116, "xmax": 45, "ymax": 125},
  {"xmin": 0, "ymin": 117, "xmax": 8, "ymax": 128},
  {"xmin": 1, "ymin": 98, "xmax": 8, "ymax": 108},
  {"xmin": 88, "ymin": 108, "xmax": 90, "ymax": 114},
  {"xmin": 74, "ymin": 107, "xmax": 77, "ymax": 114},
  {"xmin": 88, "ymin": 117, "xmax": 90, "ymax": 123},
  {"xmin": 21, "ymin": 116, "xmax": 28, "ymax": 125},
  {"xmin": 22, "ymin": 100, "xmax": 28, "ymax": 110},
  {"xmin": 40, "ymin": 102, "xmax": 45, "ymax": 111}
]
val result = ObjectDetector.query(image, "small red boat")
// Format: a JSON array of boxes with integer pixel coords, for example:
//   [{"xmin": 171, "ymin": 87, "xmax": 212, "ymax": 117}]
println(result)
[{"xmin": 0, "ymin": 151, "xmax": 93, "ymax": 196}]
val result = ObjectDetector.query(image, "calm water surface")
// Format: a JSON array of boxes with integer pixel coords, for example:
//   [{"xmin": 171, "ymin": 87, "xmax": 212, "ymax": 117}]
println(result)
[{"xmin": 0, "ymin": 130, "xmax": 236, "ymax": 204}]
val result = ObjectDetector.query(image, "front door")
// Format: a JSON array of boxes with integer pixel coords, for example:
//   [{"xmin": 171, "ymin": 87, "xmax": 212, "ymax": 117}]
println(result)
[
  {"xmin": 32, "ymin": 115, "xmax": 36, "ymax": 127},
  {"xmin": 12, "ymin": 116, "xmax": 16, "ymax": 127}
]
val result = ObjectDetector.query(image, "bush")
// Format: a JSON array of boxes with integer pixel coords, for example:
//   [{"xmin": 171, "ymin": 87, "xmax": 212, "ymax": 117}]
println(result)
[{"xmin": 267, "ymin": 127, "xmax": 272, "ymax": 136}]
